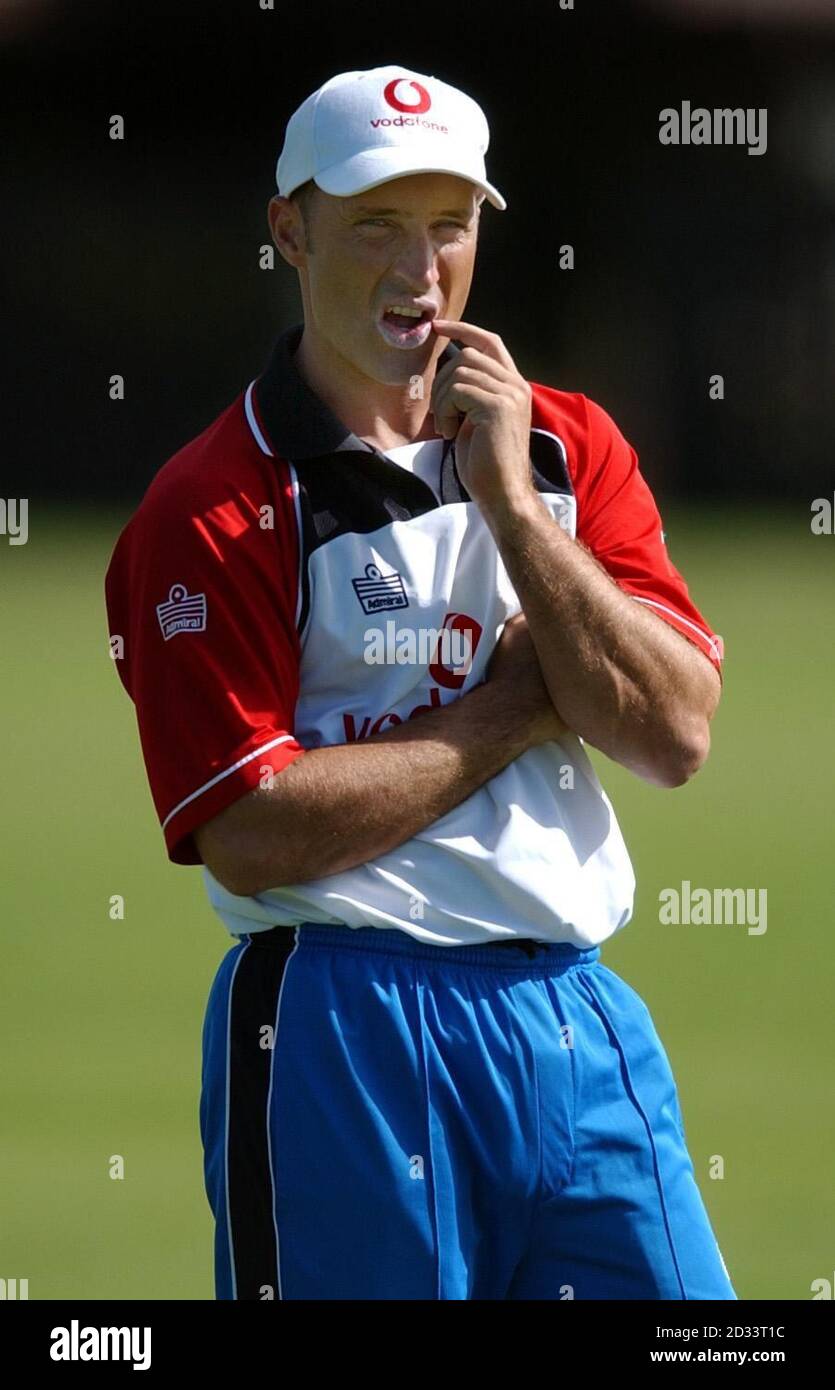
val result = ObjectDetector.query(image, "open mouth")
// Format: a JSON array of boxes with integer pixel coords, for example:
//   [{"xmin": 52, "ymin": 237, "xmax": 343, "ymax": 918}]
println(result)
[
  {"xmin": 382, "ymin": 306, "xmax": 434, "ymax": 331},
  {"xmin": 378, "ymin": 304, "xmax": 437, "ymax": 348}
]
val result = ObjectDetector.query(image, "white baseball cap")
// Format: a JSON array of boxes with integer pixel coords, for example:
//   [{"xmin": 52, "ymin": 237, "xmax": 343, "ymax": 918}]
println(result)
[{"xmin": 276, "ymin": 64, "xmax": 507, "ymax": 211}]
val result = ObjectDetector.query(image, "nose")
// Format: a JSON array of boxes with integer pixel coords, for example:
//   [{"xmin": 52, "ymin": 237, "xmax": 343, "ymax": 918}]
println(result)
[{"xmin": 393, "ymin": 229, "xmax": 442, "ymax": 292}]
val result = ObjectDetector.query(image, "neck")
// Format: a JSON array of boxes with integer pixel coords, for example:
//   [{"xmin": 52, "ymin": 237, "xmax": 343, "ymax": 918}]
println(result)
[{"xmin": 293, "ymin": 324, "xmax": 444, "ymax": 451}]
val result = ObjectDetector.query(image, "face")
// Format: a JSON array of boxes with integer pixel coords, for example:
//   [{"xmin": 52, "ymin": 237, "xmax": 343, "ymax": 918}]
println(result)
[{"xmin": 269, "ymin": 172, "xmax": 481, "ymax": 385}]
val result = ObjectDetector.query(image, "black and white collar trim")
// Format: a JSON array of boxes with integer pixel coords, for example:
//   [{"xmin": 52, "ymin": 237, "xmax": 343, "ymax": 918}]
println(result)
[{"xmin": 249, "ymin": 321, "xmax": 462, "ymax": 463}]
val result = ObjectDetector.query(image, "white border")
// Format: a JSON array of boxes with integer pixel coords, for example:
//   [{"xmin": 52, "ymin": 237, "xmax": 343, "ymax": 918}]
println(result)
[
  {"xmin": 531, "ymin": 426, "xmax": 568, "ymax": 467},
  {"xmin": 224, "ymin": 940, "xmax": 249, "ymax": 1300},
  {"xmin": 633, "ymin": 596, "xmax": 723, "ymax": 661},
  {"xmin": 286, "ymin": 462, "xmax": 305, "ymax": 631},
  {"xmin": 162, "ymin": 734, "xmax": 297, "ymax": 831},
  {"xmin": 244, "ymin": 381, "xmax": 273, "ymax": 457},
  {"xmin": 266, "ymin": 924, "xmax": 300, "ymax": 1300},
  {"xmin": 243, "ymin": 381, "xmax": 305, "ymax": 633}
]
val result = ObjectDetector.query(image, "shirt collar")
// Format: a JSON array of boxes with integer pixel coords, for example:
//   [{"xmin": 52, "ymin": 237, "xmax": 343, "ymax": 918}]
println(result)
[{"xmin": 252, "ymin": 321, "xmax": 462, "ymax": 462}]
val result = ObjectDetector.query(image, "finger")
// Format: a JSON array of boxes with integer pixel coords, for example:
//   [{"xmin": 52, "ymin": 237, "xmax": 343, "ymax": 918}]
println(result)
[
  {"xmin": 429, "ymin": 352, "xmax": 516, "ymax": 437},
  {"xmin": 431, "ymin": 369, "xmax": 504, "ymax": 438},
  {"xmin": 432, "ymin": 363, "xmax": 504, "ymax": 414},
  {"xmin": 430, "ymin": 366, "xmax": 464, "ymax": 438},
  {"xmin": 430, "ymin": 347, "xmax": 510, "ymax": 409},
  {"xmin": 432, "ymin": 382, "xmax": 499, "ymax": 438},
  {"xmin": 431, "ymin": 318, "xmax": 516, "ymax": 370}
]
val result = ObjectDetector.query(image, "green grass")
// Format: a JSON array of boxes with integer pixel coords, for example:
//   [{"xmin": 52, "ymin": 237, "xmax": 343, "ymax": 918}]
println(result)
[{"xmin": 1, "ymin": 506, "xmax": 832, "ymax": 1299}]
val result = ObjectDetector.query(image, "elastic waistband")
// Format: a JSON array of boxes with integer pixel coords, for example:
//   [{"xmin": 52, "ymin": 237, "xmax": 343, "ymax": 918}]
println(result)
[{"xmin": 247, "ymin": 923, "xmax": 601, "ymax": 973}]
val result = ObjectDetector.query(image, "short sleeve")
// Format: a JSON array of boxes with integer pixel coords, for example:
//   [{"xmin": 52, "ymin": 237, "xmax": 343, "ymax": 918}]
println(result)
[
  {"xmin": 574, "ymin": 396, "xmax": 724, "ymax": 677},
  {"xmin": 105, "ymin": 452, "xmax": 305, "ymax": 864}
]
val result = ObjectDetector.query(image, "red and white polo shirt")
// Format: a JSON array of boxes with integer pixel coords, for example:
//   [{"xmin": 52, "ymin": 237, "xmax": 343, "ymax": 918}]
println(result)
[{"xmin": 105, "ymin": 322, "xmax": 723, "ymax": 947}]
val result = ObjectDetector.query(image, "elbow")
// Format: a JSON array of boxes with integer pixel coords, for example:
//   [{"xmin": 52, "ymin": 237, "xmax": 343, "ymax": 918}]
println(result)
[
  {"xmin": 210, "ymin": 861, "xmax": 264, "ymax": 899},
  {"xmin": 201, "ymin": 846, "xmax": 265, "ymax": 898},
  {"xmin": 195, "ymin": 821, "xmax": 280, "ymax": 898},
  {"xmin": 194, "ymin": 781, "xmax": 311, "ymax": 896},
  {"xmin": 652, "ymin": 719, "xmax": 711, "ymax": 788}
]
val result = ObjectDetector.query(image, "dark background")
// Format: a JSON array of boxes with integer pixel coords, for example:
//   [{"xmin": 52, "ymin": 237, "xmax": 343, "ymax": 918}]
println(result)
[{"xmin": 4, "ymin": 0, "xmax": 834, "ymax": 504}]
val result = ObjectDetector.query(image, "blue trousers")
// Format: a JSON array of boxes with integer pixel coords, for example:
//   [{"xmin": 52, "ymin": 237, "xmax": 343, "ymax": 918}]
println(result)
[{"xmin": 200, "ymin": 923, "xmax": 736, "ymax": 1300}]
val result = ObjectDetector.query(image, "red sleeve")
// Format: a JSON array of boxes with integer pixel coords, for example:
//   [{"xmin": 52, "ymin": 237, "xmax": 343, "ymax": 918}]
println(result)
[
  {"xmin": 572, "ymin": 395, "xmax": 724, "ymax": 677},
  {"xmin": 104, "ymin": 438, "xmax": 305, "ymax": 864}
]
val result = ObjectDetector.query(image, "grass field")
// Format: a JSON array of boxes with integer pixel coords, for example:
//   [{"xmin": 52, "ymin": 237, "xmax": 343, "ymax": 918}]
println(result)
[{"xmin": 1, "ymin": 506, "xmax": 833, "ymax": 1300}]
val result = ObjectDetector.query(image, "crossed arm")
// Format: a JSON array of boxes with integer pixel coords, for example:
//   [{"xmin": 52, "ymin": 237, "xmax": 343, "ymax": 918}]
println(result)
[
  {"xmin": 196, "ymin": 508, "xmax": 718, "ymax": 897},
  {"xmin": 479, "ymin": 489, "xmax": 721, "ymax": 788},
  {"xmin": 197, "ymin": 322, "xmax": 720, "ymax": 895}
]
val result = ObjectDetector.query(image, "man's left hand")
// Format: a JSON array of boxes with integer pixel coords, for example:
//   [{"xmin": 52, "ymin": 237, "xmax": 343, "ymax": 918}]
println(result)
[{"xmin": 429, "ymin": 319, "xmax": 535, "ymax": 514}]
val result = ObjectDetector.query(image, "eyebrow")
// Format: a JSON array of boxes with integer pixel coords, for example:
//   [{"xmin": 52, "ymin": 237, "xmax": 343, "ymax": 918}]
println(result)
[{"xmin": 349, "ymin": 205, "xmax": 474, "ymax": 218}]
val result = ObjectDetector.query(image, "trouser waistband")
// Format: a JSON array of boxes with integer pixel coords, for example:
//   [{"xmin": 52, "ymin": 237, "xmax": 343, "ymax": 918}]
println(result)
[{"xmin": 245, "ymin": 923, "xmax": 601, "ymax": 971}]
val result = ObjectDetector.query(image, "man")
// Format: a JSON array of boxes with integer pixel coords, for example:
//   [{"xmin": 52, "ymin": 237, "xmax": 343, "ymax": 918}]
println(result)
[{"xmin": 105, "ymin": 64, "xmax": 736, "ymax": 1300}]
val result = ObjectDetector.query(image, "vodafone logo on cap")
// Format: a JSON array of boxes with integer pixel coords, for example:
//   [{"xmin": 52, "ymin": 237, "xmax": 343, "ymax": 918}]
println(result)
[
  {"xmin": 383, "ymin": 78, "xmax": 431, "ymax": 114},
  {"xmin": 372, "ymin": 77, "xmax": 448, "ymax": 133}
]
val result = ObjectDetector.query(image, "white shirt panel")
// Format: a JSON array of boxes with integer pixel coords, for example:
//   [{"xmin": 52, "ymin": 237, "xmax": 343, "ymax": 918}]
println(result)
[{"xmin": 203, "ymin": 488, "xmax": 637, "ymax": 949}]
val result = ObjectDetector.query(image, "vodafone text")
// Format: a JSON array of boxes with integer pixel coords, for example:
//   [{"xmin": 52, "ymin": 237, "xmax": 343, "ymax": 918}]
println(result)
[
  {"xmin": 344, "ymin": 687, "xmax": 446, "ymax": 741},
  {"xmin": 348, "ymin": 613, "xmax": 483, "ymax": 739},
  {"xmin": 370, "ymin": 116, "xmax": 448, "ymax": 133}
]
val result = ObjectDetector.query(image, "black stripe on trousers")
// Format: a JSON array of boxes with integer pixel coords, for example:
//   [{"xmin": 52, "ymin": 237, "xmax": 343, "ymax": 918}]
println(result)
[{"xmin": 227, "ymin": 930, "xmax": 297, "ymax": 1300}]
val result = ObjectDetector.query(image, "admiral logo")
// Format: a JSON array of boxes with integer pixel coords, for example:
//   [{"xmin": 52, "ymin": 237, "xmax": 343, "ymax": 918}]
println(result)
[
  {"xmin": 373, "ymin": 76, "xmax": 448, "ymax": 133},
  {"xmin": 352, "ymin": 563, "xmax": 409, "ymax": 614},
  {"xmin": 156, "ymin": 583, "xmax": 207, "ymax": 640}
]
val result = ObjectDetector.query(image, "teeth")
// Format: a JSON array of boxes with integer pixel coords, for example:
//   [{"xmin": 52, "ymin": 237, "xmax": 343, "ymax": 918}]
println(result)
[{"xmin": 387, "ymin": 305, "xmax": 424, "ymax": 318}]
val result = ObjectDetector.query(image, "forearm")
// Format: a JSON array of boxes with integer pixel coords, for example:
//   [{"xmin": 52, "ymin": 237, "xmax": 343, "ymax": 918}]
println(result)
[
  {"xmin": 198, "ymin": 680, "xmax": 555, "ymax": 896},
  {"xmin": 482, "ymin": 491, "xmax": 720, "ymax": 785}
]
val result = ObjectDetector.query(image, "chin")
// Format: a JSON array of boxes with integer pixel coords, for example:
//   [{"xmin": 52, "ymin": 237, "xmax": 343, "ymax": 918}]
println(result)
[{"xmin": 366, "ymin": 336, "xmax": 435, "ymax": 385}]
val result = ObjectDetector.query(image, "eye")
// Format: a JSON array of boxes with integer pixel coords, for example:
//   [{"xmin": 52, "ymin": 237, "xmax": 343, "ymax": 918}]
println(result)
[{"xmin": 357, "ymin": 218, "xmax": 468, "ymax": 231}]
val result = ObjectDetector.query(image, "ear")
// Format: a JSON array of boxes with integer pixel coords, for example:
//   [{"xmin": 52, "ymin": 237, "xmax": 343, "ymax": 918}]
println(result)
[{"xmin": 268, "ymin": 195, "xmax": 307, "ymax": 265}]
